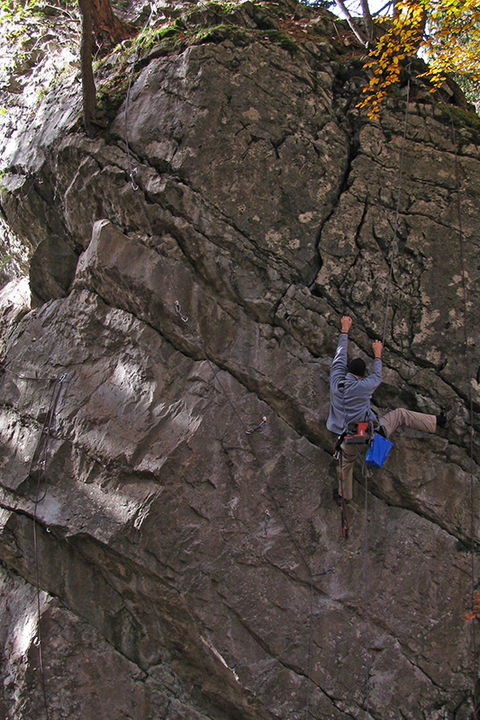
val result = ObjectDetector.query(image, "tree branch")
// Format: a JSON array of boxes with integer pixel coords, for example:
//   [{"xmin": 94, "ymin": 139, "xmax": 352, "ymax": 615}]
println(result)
[
  {"xmin": 359, "ymin": 0, "xmax": 374, "ymax": 44},
  {"xmin": 334, "ymin": 0, "xmax": 369, "ymax": 47}
]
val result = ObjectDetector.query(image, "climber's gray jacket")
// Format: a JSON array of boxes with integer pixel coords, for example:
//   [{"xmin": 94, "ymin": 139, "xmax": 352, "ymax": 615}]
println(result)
[{"xmin": 326, "ymin": 332, "xmax": 382, "ymax": 434}]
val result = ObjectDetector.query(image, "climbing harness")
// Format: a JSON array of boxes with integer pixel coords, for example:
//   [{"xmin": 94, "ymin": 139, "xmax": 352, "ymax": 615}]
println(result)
[
  {"xmin": 341, "ymin": 422, "xmax": 393, "ymax": 471},
  {"xmin": 344, "ymin": 421, "xmax": 374, "ymax": 446}
]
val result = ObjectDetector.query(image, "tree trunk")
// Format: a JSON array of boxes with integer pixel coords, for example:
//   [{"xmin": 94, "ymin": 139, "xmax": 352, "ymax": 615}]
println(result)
[
  {"xmin": 89, "ymin": 0, "xmax": 133, "ymax": 48},
  {"xmin": 359, "ymin": 0, "xmax": 374, "ymax": 44},
  {"xmin": 335, "ymin": 0, "xmax": 369, "ymax": 46},
  {"xmin": 78, "ymin": 0, "xmax": 96, "ymax": 137},
  {"xmin": 77, "ymin": 0, "xmax": 134, "ymax": 136}
]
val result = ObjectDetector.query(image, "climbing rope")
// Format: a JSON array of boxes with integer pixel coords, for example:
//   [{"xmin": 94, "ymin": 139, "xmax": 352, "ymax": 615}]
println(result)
[
  {"xmin": 381, "ymin": 73, "xmax": 411, "ymax": 346},
  {"xmin": 174, "ymin": 301, "xmax": 268, "ymax": 436},
  {"xmin": 337, "ymin": 451, "xmax": 349, "ymax": 539},
  {"xmin": 173, "ymin": 300, "xmax": 334, "ymax": 718},
  {"xmin": 124, "ymin": 63, "xmax": 139, "ymax": 191},
  {"xmin": 30, "ymin": 371, "xmax": 68, "ymax": 720},
  {"xmin": 361, "ymin": 458, "xmax": 372, "ymax": 719},
  {"xmin": 0, "ymin": 359, "xmax": 59, "ymax": 383},
  {"xmin": 452, "ymin": 124, "xmax": 479, "ymax": 719},
  {"xmin": 0, "ymin": 368, "xmax": 70, "ymax": 719},
  {"xmin": 32, "ymin": 513, "xmax": 50, "ymax": 720},
  {"xmin": 357, "ymin": 74, "xmax": 413, "ymax": 717},
  {"xmin": 123, "ymin": 6, "xmax": 156, "ymax": 191}
]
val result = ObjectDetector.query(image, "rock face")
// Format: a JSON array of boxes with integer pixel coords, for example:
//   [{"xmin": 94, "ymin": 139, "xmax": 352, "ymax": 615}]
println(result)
[{"xmin": 1, "ymin": 1, "xmax": 480, "ymax": 718}]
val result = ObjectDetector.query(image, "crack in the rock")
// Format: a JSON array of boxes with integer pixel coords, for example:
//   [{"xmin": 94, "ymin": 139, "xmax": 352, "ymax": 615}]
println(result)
[
  {"xmin": 72, "ymin": 284, "xmax": 335, "ymax": 461},
  {"xmin": 396, "ymin": 635, "xmax": 451, "ymax": 693},
  {"xmin": 335, "ymin": 592, "xmax": 458, "ymax": 707},
  {"xmin": 364, "ymin": 477, "xmax": 480, "ymax": 549},
  {"xmin": 261, "ymin": 556, "xmax": 329, "ymax": 598},
  {"xmin": 309, "ymin": 127, "xmax": 357, "ymax": 286},
  {"xmin": 222, "ymin": 600, "xmax": 347, "ymax": 715},
  {"xmin": 0, "ymin": 504, "xmax": 267, "ymax": 719}
]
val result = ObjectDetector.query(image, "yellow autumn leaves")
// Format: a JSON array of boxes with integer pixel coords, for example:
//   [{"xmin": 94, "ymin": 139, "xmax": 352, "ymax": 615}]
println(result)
[{"xmin": 358, "ymin": 0, "xmax": 480, "ymax": 118}]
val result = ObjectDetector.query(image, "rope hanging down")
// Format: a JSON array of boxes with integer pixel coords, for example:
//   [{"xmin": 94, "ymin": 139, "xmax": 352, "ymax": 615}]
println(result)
[
  {"xmin": 173, "ymin": 300, "xmax": 334, "ymax": 719},
  {"xmin": 336, "ymin": 73, "xmax": 411, "ymax": 541},
  {"xmin": 452, "ymin": 124, "xmax": 479, "ymax": 720},
  {"xmin": 31, "ymin": 371, "xmax": 69, "ymax": 720},
  {"xmin": 381, "ymin": 74, "xmax": 411, "ymax": 346},
  {"xmin": 122, "ymin": 6, "xmax": 155, "ymax": 191},
  {"xmin": 0, "ymin": 368, "xmax": 68, "ymax": 719},
  {"xmin": 174, "ymin": 301, "xmax": 267, "ymax": 435},
  {"xmin": 359, "ymin": 76, "xmax": 412, "ymax": 716},
  {"xmin": 361, "ymin": 458, "xmax": 373, "ymax": 719}
]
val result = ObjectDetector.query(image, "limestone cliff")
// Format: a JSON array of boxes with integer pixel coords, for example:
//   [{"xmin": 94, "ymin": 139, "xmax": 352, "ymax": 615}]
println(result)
[{"xmin": 0, "ymin": 1, "xmax": 479, "ymax": 718}]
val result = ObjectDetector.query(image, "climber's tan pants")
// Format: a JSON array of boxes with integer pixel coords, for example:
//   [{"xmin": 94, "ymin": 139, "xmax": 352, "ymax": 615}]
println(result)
[{"xmin": 338, "ymin": 409, "xmax": 437, "ymax": 500}]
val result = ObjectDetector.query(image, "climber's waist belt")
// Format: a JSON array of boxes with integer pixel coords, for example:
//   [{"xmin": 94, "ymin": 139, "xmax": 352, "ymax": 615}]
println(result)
[
  {"xmin": 343, "ymin": 421, "xmax": 374, "ymax": 445},
  {"xmin": 334, "ymin": 421, "xmax": 375, "ymax": 454}
]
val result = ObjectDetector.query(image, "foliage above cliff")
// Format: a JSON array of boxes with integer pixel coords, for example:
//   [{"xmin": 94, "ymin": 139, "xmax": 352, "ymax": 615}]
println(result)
[
  {"xmin": 1, "ymin": 0, "xmax": 478, "ymax": 129},
  {"xmin": 327, "ymin": 0, "xmax": 480, "ymax": 116},
  {"xmin": 360, "ymin": 0, "xmax": 480, "ymax": 117}
]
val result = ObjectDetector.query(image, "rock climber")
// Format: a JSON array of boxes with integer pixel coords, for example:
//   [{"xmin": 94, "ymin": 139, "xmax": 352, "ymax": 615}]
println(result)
[{"xmin": 327, "ymin": 315, "xmax": 448, "ymax": 502}]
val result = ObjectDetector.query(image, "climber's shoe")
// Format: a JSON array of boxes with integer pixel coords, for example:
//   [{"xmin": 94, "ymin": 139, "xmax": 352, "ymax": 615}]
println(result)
[{"xmin": 436, "ymin": 407, "xmax": 455, "ymax": 430}]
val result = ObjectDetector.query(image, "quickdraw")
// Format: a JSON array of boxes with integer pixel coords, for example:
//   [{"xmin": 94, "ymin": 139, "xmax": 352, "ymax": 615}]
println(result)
[
  {"xmin": 262, "ymin": 507, "xmax": 271, "ymax": 537},
  {"xmin": 174, "ymin": 301, "xmax": 189, "ymax": 323},
  {"xmin": 246, "ymin": 416, "xmax": 267, "ymax": 435}
]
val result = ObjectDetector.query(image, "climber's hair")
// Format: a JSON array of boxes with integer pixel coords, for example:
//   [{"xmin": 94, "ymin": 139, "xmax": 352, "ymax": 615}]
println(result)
[{"xmin": 348, "ymin": 358, "xmax": 366, "ymax": 377}]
